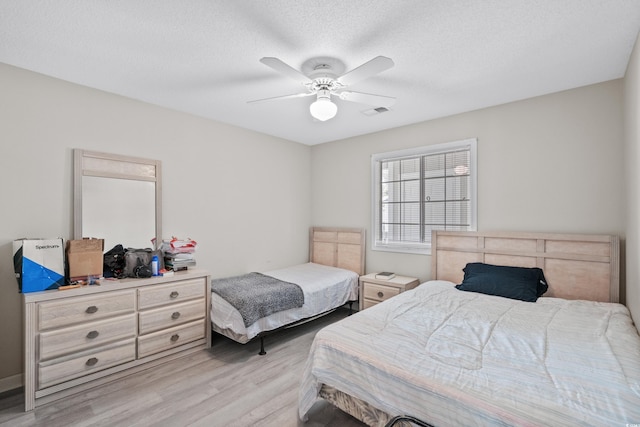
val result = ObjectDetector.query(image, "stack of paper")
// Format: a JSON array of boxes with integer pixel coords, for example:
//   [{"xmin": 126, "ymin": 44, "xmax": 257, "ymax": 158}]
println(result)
[{"xmin": 162, "ymin": 237, "xmax": 197, "ymax": 271}]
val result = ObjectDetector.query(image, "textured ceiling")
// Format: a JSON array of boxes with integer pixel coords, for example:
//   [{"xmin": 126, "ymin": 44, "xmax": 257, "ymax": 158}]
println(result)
[{"xmin": 1, "ymin": 1, "xmax": 639, "ymax": 145}]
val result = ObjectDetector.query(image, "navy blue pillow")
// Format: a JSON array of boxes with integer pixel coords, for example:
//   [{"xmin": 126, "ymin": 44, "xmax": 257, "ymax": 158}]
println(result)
[{"xmin": 455, "ymin": 263, "xmax": 548, "ymax": 302}]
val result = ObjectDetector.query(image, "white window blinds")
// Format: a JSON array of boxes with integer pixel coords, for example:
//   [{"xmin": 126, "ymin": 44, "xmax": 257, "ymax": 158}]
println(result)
[{"xmin": 371, "ymin": 138, "xmax": 477, "ymax": 254}]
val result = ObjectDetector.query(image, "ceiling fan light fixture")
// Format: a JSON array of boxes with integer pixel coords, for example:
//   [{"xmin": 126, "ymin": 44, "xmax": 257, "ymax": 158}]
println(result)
[
  {"xmin": 255, "ymin": 56, "xmax": 395, "ymax": 122},
  {"xmin": 309, "ymin": 91, "xmax": 337, "ymax": 121}
]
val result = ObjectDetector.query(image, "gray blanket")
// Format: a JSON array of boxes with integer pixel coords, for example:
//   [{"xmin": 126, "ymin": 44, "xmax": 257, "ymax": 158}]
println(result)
[{"xmin": 211, "ymin": 272, "xmax": 304, "ymax": 327}]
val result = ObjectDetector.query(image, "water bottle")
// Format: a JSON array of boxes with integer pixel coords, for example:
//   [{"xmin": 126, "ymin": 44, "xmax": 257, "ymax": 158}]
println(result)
[{"xmin": 151, "ymin": 255, "xmax": 159, "ymax": 276}]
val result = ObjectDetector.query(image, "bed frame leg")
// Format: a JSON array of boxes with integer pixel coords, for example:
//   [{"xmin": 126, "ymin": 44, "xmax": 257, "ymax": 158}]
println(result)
[
  {"xmin": 259, "ymin": 336, "xmax": 266, "ymax": 355},
  {"xmin": 348, "ymin": 301, "xmax": 353, "ymax": 315}
]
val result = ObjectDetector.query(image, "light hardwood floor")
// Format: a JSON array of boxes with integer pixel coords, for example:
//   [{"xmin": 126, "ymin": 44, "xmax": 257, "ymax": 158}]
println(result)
[{"xmin": 0, "ymin": 308, "xmax": 366, "ymax": 427}]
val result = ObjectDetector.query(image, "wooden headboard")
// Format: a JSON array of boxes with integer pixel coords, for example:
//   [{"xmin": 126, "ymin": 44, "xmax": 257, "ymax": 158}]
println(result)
[
  {"xmin": 432, "ymin": 231, "xmax": 620, "ymax": 303},
  {"xmin": 309, "ymin": 227, "xmax": 366, "ymax": 276}
]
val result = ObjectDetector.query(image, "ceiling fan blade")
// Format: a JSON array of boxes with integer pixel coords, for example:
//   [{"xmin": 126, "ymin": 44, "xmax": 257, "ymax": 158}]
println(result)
[
  {"xmin": 247, "ymin": 92, "xmax": 314, "ymax": 104},
  {"xmin": 337, "ymin": 56, "xmax": 394, "ymax": 86},
  {"xmin": 260, "ymin": 57, "xmax": 313, "ymax": 85},
  {"xmin": 337, "ymin": 90, "xmax": 396, "ymax": 108}
]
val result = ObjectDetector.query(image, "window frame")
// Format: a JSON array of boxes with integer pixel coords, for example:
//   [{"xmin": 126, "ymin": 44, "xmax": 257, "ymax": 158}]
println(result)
[{"xmin": 371, "ymin": 138, "xmax": 478, "ymax": 255}]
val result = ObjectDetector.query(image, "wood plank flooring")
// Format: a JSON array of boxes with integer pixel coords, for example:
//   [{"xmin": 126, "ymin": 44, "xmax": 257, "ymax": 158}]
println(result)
[{"xmin": 0, "ymin": 308, "xmax": 366, "ymax": 427}]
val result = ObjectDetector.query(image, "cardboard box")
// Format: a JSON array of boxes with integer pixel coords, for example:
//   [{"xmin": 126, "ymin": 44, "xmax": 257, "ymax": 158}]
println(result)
[
  {"xmin": 13, "ymin": 238, "xmax": 65, "ymax": 293},
  {"xmin": 66, "ymin": 238, "xmax": 104, "ymax": 281}
]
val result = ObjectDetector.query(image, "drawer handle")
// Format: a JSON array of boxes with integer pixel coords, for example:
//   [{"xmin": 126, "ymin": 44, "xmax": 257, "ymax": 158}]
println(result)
[
  {"xmin": 170, "ymin": 334, "xmax": 180, "ymax": 342},
  {"xmin": 377, "ymin": 291, "xmax": 384, "ymax": 298},
  {"xmin": 170, "ymin": 291, "xmax": 179, "ymax": 299},
  {"xmin": 86, "ymin": 330, "xmax": 99, "ymax": 339},
  {"xmin": 171, "ymin": 311, "xmax": 181, "ymax": 320},
  {"xmin": 85, "ymin": 305, "xmax": 98, "ymax": 314},
  {"xmin": 86, "ymin": 357, "xmax": 98, "ymax": 366}
]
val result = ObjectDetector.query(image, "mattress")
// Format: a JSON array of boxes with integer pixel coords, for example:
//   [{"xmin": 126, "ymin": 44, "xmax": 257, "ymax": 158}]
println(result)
[
  {"xmin": 211, "ymin": 262, "xmax": 359, "ymax": 343},
  {"xmin": 299, "ymin": 280, "xmax": 640, "ymax": 426}
]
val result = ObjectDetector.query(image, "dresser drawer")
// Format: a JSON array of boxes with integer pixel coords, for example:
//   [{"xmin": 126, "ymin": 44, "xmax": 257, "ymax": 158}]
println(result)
[
  {"xmin": 138, "ymin": 298, "xmax": 205, "ymax": 335},
  {"xmin": 363, "ymin": 282, "xmax": 400, "ymax": 302},
  {"xmin": 39, "ymin": 313, "xmax": 137, "ymax": 361},
  {"xmin": 137, "ymin": 320, "xmax": 205, "ymax": 358},
  {"xmin": 138, "ymin": 279, "xmax": 206, "ymax": 310},
  {"xmin": 38, "ymin": 291, "xmax": 135, "ymax": 330},
  {"xmin": 38, "ymin": 338, "xmax": 136, "ymax": 389}
]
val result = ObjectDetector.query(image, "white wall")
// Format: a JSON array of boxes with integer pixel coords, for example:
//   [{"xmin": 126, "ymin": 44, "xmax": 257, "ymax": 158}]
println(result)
[
  {"xmin": 311, "ymin": 81, "xmax": 625, "ymax": 287},
  {"xmin": 0, "ymin": 63, "xmax": 311, "ymax": 388},
  {"xmin": 624, "ymin": 33, "xmax": 640, "ymax": 325}
]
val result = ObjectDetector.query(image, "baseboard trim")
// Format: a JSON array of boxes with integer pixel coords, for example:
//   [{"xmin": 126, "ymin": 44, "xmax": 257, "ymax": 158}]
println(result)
[{"xmin": 0, "ymin": 374, "xmax": 23, "ymax": 394}]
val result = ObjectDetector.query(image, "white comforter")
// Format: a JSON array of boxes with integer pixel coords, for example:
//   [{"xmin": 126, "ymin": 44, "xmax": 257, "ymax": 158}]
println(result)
[
  {"xmin": 299, "ymin": 280, "xmax": 640, "ymax": 426},
  {"xmin": 211, "ymin": 263, "xmax": 359, "ymax": 343}
]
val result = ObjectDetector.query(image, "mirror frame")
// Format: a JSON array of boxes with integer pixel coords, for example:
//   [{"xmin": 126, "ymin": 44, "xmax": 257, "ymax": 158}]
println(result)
[{"xmin": 73, "ymin": 149, "xmax": 162, "ymax": 249}]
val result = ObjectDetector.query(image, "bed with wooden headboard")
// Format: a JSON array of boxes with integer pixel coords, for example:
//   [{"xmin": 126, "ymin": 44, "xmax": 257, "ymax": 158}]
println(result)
[
  {"xmin": 299, "ymin": 230, "xmax": 639, "ymax": 427},
  {"xmin": 431, "ymin": 230, "xmax": 620, "ymax": 302},
  {"xmin": 211, "ymin": 227, "xmax": 365, "ymax": 354},
  {"xmin": 308, "ymin": 227, "xmax": 366, "ymax": 276}
]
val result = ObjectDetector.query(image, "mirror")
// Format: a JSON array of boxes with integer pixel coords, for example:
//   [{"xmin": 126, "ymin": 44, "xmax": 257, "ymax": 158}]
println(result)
[{"xmin": 74, "ymin": 149, "xmax": 162, "ymax": 252}]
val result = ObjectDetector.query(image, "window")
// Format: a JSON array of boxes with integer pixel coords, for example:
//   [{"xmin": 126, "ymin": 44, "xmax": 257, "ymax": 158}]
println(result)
[{"xmin": 371, "ymin": 138, "xmax": 477, "ymax": 254}]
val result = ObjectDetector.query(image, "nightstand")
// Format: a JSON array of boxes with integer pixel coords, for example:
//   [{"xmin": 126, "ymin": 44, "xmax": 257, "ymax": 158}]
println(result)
[{"xmin": 359, "ymin": 273, "xmax": 420, "ymax": 310}]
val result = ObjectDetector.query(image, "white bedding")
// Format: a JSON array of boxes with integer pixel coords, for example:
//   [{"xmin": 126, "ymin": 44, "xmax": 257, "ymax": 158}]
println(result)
[
  {"xmin": 299, "ymin": 280, "xmax": 640, "ymax": 426},
  {"xmin": 211, "ymin": 262, "xmax": 359, "ymax": 343}
]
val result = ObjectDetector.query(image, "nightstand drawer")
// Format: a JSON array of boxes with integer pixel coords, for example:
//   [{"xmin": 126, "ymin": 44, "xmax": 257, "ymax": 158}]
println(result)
[
  {"xmin": 39, "ymin": 313, "xmax": 136, "ymax": 360},
  {"xmin": 362, "ymin": 299, "xmax": 381, "ymax": 309},
  {"xmin": 363, "ymin": 283, "xmax": 400, "ymax": 302},
  {"xmin": 138, "ymin": 298, "xmax": 205, "ymax": 334}
]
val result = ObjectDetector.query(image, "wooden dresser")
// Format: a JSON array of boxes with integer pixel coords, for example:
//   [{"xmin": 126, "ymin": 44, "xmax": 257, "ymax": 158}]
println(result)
[{"xmin": 22, "ymin": 269, "xmax": 210, "ymax": 411}]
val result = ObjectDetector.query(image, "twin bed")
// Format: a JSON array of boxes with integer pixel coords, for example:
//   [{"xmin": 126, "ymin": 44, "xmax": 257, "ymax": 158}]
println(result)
[
  {"xmin": 210, "ymin": 227, "xmax": 364, "ymax": 354},
  {"xmin": 299, "ymin": 231, "xmax": 640, "ymax": 426}
]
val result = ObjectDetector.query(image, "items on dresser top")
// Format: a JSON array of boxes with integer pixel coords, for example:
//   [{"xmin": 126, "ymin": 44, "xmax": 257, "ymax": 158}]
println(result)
[
  {"xmin": 66, "ymin": 238, "xmax": 104, "ymax": 281},
  {"xmin": 123, "ymin": 248, "xmax": 164, "ymax": 278},
  {"xmin": 359, "ymin": 273, "xmax": 420, "ymax": 310},
  {"xmin": 14, "ymin": 236, "xmax": 175, "ymax": 293},
  {"xmin": 22, "ymin": 269, "xmax": 211, "ymax": 411},
  {"xmin": 103, "ymin": 244, "xmax": 126, "ymax": 279},
  {"xmin": 13, "ymin": 238, "xmax": 65, "ymax": 293},
  {"xmin": 161, "ymin": 237, "xmax": 197, "ymax": 272}
]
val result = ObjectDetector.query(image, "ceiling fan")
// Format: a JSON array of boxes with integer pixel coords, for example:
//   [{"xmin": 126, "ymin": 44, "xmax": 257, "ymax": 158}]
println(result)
[{"xmin": 249, "ymin": 56, "xmax": 395, "ymax": 121}]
